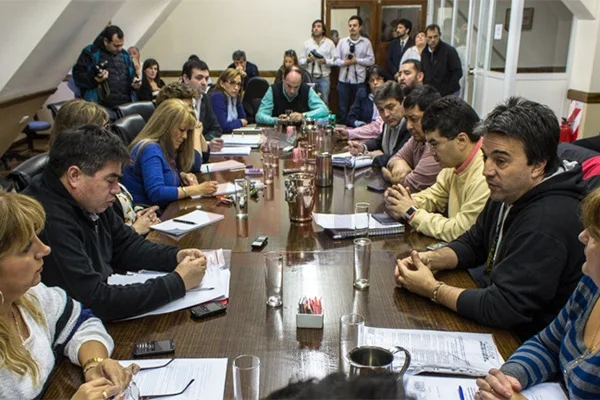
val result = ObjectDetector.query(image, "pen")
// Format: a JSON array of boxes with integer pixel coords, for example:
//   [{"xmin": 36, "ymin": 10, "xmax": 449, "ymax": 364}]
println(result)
[
  {"xmin": 189, "ymin": 287, "xmax": 215, "ymax": 292},
  {"xmin": 458, "ymin": 385, "xmax": 465, "ymax": 400},
  {"xmin": 173, "ymin": 219, "xmax": 197, "ymax": 225}
]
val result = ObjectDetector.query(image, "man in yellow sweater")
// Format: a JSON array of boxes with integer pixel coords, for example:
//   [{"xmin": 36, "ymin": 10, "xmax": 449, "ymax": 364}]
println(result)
[{"xmin": 384, "ymin": 96, "xmax": 489, "ymax": 242}]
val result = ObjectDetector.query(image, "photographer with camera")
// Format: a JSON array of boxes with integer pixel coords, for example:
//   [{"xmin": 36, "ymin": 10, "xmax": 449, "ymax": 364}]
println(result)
[
  {"xmin": 333, "ymin": 15, "xmax": 374, "ymax": 126},
  {"xmin": 299, "ymin": 19, "xmax": 336, "ymax": 105},
  {"xmin": 73, "ymin": 25, "xmax": 140, "ymax": 121}
]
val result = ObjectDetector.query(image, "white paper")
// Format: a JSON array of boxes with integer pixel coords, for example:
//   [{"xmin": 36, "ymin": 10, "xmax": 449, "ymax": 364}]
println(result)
[
  {"xmin": 312, "ymin": 213, "xmax": 403, "ymax": 230},
  {"xmin": 522, "ymin": 383, "xmax": 568, "ymax": 400},
  {"xmin": 119, "ymin": 358, "xmax": 227, "ymax": 400},
  {"xmin": 221, "ymin": 134, "xmax": 262, "ymax": 147},
  {"xmin": 150, "ymin": 210, "xmax": 224, "ymax": 236},
  {"xmin": 332, "ymin": 152, "xmax": 373, "ymax": 168},
  {"xmin": 359, "ymin": 326, "xmax": 504, "ymax": 376},
  {"xmin": 201, "ymin": 160, "xmax": 246, "ymax": 173},
  {"xmin": 232, "ymin": 127, "xmax": 262, "ymax": 134},
  {"xmin": 211, "ymin": 146, "xmax": 252, "ymax": 156}
]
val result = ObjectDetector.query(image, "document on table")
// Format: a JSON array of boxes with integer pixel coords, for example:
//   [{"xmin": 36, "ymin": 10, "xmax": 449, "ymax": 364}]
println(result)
[
  {"xmin": 313, "ymin": 213, "xmax": 403, "ymax": 230},
  {"xmin": 211, "ymin": 146, "xmax": 252, "ymax": 156},
  {"xmin": 150, "ymin": 210, "xmax": 224, "ymax": 236},
  {"xmin": 221, "ymin": 134, "xmax": 262, "ymax": 147},
  {"xmin": 232, "ymin": 127, "xmax": 263, "ymax": 134},
  {"xmin": 201, "ymin": 160, "xmax": 246, "ymax": 173},
  {"xmin": 332, "ymin": 152, "xmax": 373, "ymax": 169},
  {"xmin": 108, "ymin": 249, "xmax": 231, "ymax": 320},
  {"xmin": 359, "ymin": 326, "xmax": 504, "ymax": 376},
  {"xmin": 119, "ymin": 358, "xmax": 227, "ymax": 400}
]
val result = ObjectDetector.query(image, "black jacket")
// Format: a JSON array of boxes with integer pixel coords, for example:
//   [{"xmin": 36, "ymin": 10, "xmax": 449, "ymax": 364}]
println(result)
[
  {"xmin": 136, "ymin": 79, "xmax": 165, "ymax": 101},
  {"xmin": 386, "ymin": 36, "xmax": 415, "ymax": 76},
  {"xmin": 228, "ymin": 61, "xmax": 259, "ymax": 90},
  {"xmin": 198, "ymin": 93, "xmax": 223, "ymax": 140},
  {"xmin": 24, "ymin": 169, "xmax": 185, "ymax": 321},
  {"xmin": 421, "ymin": 40, "xmax": 463, "ymax": 96},
  {"xmin": 347, "ymin": 88, "xmax": 374, "ymax": 128},
  {"xmin": 448, "ymin": 162, "xmax": 586, "ymax": 340},
  {"xmin": 364, "ymin": 120, "xmax": 411, "ymax": 168}
]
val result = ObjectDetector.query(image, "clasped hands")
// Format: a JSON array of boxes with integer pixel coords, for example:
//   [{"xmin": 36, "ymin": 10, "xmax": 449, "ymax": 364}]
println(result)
[
  {"xmin": 474, "ymin": 368, "xmax": 526, "ymax": 400},
  {"xmin": 75, "ymin": 359, "xmax": 139, "ymax": 400},
  {"xmin": 278, "ymin": 112, "xmax": 303, "ymax": 123},
  {"xmin": 175, "ymin": 249, "xmax": 208, "ymax": 291},
  {"xmin": 394, "ymin": 250, "xmax": 438, "ymax": 298},
  {"xmin": 384, "ymin": 184, "xmax": 416, "ymax": 220}
]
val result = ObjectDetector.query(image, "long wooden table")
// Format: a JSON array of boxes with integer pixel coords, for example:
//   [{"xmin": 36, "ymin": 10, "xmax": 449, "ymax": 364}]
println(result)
[{"xmin": 44, "ymin": 151, "xmax": 521, "ymax": 399}]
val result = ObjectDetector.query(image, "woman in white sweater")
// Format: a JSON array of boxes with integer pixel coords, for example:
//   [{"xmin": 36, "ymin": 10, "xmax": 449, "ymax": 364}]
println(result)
[{"xmin": 0, "ymin": 191, "xmax": 136, "ymax": 399}]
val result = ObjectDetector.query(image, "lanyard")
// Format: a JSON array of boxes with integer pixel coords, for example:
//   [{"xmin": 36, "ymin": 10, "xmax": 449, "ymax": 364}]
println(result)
[{"xmin": 484, "ymin": 204, "xmax": 510, "ymax": 275}]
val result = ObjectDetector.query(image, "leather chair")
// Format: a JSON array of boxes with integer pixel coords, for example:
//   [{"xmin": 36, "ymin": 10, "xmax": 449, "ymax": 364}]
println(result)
[
  {"xmin": 22, "ymin": 120, "xmax": 51, "ymax": 153},
  {"xmin": 7, "ymin": 152, "xmax": 49, "ymax": 192},
  {"xmin": 47, "ymin": 100, "xmax": 70, "ymax": 120},
  {"xmin": 117, "ymin": 101, "xmax": 155, "ymax": 122},
  {"xmin": 242, "ymin": 77, "xmax": 269, "ymax": 124},
  {"xmin": 112, "ymin": 114, "xmax": 146, "ymax": 145}
]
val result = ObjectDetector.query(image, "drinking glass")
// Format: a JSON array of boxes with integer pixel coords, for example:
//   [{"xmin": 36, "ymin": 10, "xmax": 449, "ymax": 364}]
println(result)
[
  {"xmin": 354, "ymin": 202, "xmax": 370, "ymax": 238},
  {"xmin": 344, "ymin": 156, "xmax": 356, "ymax": 190},
  {"xmin": 233, "ymin": 355, "xmax": 260, "ymax": 400},
  {"xmin": 353, "ymin": 238, "xmax": 372, "ymax": 290},
  {"xmin": 234, "ymin": 179, "xmax": 249, "ymax": 219},
  {"xmin": 339, "ymin": 313, "xmax": 365, "ymax": 375},
  {"xmin": 264, "ymin": 251, "xmax": 283, "ymax": 307}
]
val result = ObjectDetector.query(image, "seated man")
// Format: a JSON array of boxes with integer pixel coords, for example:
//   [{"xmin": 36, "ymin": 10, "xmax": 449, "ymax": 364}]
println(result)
[
  {"xmin": 385, "ymin": 96, "xmax": 489, "ymax": 242},
  {"xmin": 228, "ymin": 50, "xmax": 259, "ymax": 90},
  {"xmin": 383, "ymin": 85, "xmax": 442, "ymax": 192},
  {"xmin": 347, "ymin": 81, "xmax": 410, "ymax": 168},
  {"xmin": 256, "ymin": 66, "xmax": 329, "ymax": 126},
  {"xmin": 394, "ymin": 97, "xmax": 585, "ymax": 340},
  {"xmin": 24, "ymin": 126, "xmax": 208, "ymax": 321}
]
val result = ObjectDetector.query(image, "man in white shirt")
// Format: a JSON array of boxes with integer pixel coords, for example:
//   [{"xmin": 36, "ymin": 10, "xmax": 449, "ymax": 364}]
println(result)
[
  {"xmin": 300, "ymin": 19, "xmax": 336, "ymax": 105},
  {"xmin": 334, "ymin": 15, "xmax": 375, "ymax": 125}
]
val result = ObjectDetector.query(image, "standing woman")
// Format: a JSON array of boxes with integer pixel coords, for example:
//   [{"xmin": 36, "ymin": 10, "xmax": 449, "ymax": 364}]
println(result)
[
  {"xmin": 137, "ymin": 58, "xmax": 166, "ymax": 102},
  {"xmin": 275, "ymin": 50, "xmax": 312, "ymax": 84},
  {"xmin": 400, "ymin": 31, "xmax": 427, "ymax": 66},
  {"xmin": 121, "ymin": 99, "xmax": 218, "ymax": 209},
  {"xmin": 210, "ymin": 68, "xmax": 248, "ymax": 133}
]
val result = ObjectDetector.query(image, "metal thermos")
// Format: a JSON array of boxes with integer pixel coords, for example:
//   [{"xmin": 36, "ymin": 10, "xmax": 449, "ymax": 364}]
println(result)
[
  {"xmin": 284, "ymin": 173, "xmax": 315, "ymax": 222},
  {"xmin": 316, "ymin": 152, "xmax": 333, "ymax": 187}
]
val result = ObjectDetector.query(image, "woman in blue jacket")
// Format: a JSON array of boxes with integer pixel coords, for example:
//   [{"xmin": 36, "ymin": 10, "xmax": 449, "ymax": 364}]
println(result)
[
  {"xmin": 210, "ymin": 68, "xmax": 248, "ymax": 133},
  {"xmin": 122, "ymin": 99, "xmax": 217, "ymax": 208}
]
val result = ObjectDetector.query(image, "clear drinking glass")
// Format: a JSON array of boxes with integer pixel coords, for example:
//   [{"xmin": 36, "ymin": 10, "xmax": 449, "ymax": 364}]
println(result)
[
  {"xmin": 344, "ymin": 156, "xmax": 356, "ymax": 190},
  {"xmin": 232, "ymin": 355, "xmax": 260, "ymax": 400},
  {"xmin": 339, "ymin": 313, "xmax": 365, "ymax": 375},
  {"xmin": 263, "ymin": 154, "xmax": 275, "ymax": 184},
  {"xmin": 234, "ymin": 178, "xmax": 249, "ymax": 219},
  {"xmin": 264, "ymin": 252, "xmax": 283, "ymax": 307},
  {"xmin": 354, "ymin": 202, "xmax": 370, "ymax": 238},
  {"xmin": 353, "ymin": 238, "xmax": 372, "ymax": 290}
]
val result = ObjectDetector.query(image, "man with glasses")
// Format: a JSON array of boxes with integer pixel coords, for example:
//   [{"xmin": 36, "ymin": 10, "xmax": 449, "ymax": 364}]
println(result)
[
  {"xmin": 255, "ymin": 66, "xmax": 328, "ymax": 126},
  {"xmin": 385, "ymin": 97, "xmax": 489, "ymax": 242},
  {"xmin": 300, "ymin": 19, "xmax": 336, "ymax": 105}
]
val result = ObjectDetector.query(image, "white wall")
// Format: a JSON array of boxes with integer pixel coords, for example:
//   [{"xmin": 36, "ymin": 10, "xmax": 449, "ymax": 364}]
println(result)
[{"xmin": 140, "ymin": 0, "xmax": 322, "ymax": 72}]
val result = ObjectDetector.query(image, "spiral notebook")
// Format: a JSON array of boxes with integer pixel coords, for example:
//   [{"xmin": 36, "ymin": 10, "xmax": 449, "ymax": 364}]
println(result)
[{"xmin": 324, "ymin": 225, "xmax": 405, "ymax": 239}]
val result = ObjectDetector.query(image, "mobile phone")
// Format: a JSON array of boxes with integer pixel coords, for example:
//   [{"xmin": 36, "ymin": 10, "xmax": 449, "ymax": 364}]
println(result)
[
  {"xmin": 372, "ymin": 213, "xmax": 398, "ymax": 225},
  {"xmin": 251, "ymin": 235, "xmax": 269, "ymax": 249},
  {"xmin": 367, "ymin": 183, "xmax": 387, "ymax": 193},
  {"xmin": 132, "ymin": 339, "xmax": 175, "ymax": 357},
  {"xmin": 190, "ymin": 301, "xmax": 227, "ymax": 320}
]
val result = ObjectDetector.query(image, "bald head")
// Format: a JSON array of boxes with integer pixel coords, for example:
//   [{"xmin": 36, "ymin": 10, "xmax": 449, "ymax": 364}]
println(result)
[{"xmin": 283, "ymin": 68, "xmax": 303, "ymax": 98}]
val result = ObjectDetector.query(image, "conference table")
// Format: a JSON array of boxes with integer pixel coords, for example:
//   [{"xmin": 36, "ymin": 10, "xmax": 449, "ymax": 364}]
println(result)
[{"xmin": 43, "ymin": 149, "xmax": 521, "ymax": 399}]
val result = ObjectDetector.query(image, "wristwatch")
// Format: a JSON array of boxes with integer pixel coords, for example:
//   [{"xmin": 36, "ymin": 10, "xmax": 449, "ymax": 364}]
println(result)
[{"xmin": 404, "ymin": 206, "xmax": 418, "ymax": 221}]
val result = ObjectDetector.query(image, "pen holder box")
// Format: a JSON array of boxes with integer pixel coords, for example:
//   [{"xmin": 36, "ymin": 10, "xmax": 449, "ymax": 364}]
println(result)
[{"xmin": 296, "ymin": 312, "xmax": 324, "ymax": 329}]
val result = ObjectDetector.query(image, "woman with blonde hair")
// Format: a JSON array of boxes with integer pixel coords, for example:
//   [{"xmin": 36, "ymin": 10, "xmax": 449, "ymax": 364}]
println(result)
[
  {"xmin": 121, "ymin": 98, "xmax": 217, "ymax": 208},
  {"xmin": 210, "ymin": 68, "xmax": 248, "ymax": 133},
  {"xmin": 0, "ymin": 191, "xmax": 136, "ymax": 399},
  {"xmin": 49, "ymin": 99, "xmax": 108, "ymax": 146}
]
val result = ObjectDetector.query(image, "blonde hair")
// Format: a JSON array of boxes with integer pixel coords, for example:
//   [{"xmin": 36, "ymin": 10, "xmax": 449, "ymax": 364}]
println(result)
[
  {"xmin": 0, "ymin": 191, "xmax": 47, "ymax": 385},
  {"xmin": 214, "ymin": 68, "xmax": 244, "ymax": 100},
  {"xmin": 49, "ymin": 99, "xmax": 109, "ymax": 146},
  {"xmin": 129, "ymin": 99, "xmax": 197, "ymax": 172},
  {"xmin": 581, "ymin": 187, "xmax": 600, "ymax": 239}
]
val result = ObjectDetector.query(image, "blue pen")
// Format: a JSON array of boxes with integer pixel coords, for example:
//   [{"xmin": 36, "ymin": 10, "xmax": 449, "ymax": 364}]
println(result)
[{"xmin": 458, "ymin": 385, "xmax": 465, "ymax": 400}]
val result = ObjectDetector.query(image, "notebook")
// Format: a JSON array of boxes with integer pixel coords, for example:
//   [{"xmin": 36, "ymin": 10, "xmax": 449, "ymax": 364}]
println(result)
[
  {"xmin": 210, "ymin": 146, "xmax": 252, "ymax": 156},
  {"xmin": 221, "ymin": 134, "xmax": 262, "ymax": 148},
  {"xmin": 332, "ymin": 152, "xmax": 373, "ymax": 169},
  {"xmin": 324, "ymin": 225, "xmax": 405, "ymax": 239},
  {"xmin": 150, "ymin": 210, "xmax": 224, "ymax": 236},
  {"xmin": 201, "ymin": 160, "xmax": 245, "ymax": 173}
]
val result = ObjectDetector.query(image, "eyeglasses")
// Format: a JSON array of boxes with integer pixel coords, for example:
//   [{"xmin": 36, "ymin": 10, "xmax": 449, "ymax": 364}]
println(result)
[
  {"xmin": 227, "ymin": 81, "xmax": 242, "ymax": 87},
  {"xmin": 117, "ymin": 359, "xmax": 195, "ymax": 400}
]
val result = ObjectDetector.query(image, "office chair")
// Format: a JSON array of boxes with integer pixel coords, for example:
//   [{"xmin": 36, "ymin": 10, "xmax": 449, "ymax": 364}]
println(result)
[
  {"xmin": 243, "ymin": 77, "xmax": 269, "ymax": 124},
  {"xmin": 6, "ymin": 152, "xmax": 49, "ymax": 192},
  {"xmin": 117, "ymin": 101, "xmax": 155, "ymax": 122},
  {"xmin": 112, "ymin": 114, "xmax": 146, "ymax": 145}
]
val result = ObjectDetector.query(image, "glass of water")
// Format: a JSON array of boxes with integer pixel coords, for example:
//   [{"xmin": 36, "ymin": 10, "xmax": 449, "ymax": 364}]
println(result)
[
  {"xmin": 264, "ymin": 251, "xmax": 283, "ymax": 307},
  {"xmin": 339, "ymin": 313, "xmax": 365, "ymax": 375},
  {"xmin": 353, "ymin": 238, "xmax": 372, "ymax": 290},
  {"xmin": 234, "ymin": 178, "xmax": 249, "ymax": 219},
  {"xmin": 233, "ymin": 355, "xmax": 260, "ymax": 400},
  {"xmin": 344, "ymin": 156, "xmax": 356, "ymax": 190},
  {"xmin": 354, "ymin": 202, "xmax": 370, "ymax": 238}
]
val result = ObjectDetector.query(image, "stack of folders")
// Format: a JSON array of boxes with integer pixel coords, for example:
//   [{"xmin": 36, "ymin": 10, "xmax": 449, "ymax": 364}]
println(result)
[
  {"xmin": 331, "ymin": 152, "xmax": 373, "ymax": 169},
  {"xmin": 312, "ymin": 213, "xmax": 404, "ymax": 240}
]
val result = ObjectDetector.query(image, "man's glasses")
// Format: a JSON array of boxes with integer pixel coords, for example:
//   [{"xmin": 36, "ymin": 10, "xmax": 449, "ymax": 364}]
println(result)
[{"xmin": 119, "ymin": 359, "xmax": 195, "ymax": 400}]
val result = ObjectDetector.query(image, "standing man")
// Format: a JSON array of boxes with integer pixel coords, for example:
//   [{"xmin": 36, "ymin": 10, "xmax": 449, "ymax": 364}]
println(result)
[
  {"xmin": 334, "ymin": 15, "xmax": 375, "ymax": 125},
  {"xmin": 73, "ymin": 25, "xmax": 140, "ymax": 121},
  {"xmin": 300, "ymin": 19, "xmax": 336, "ymax": 105},
  {"xmin": 387, "ymin": 19, "xmax": 414, "ymax": 78},
  {"xmin": 228, "ymin": 50, "xmax": 259, "ymax": 91},
  {"xmin": 421, "ymin": 24, "xmax": 463, "ymax": 96},
  {"xmin": 398, "ymin": 60, "xmax": 424, "ymax": 95}
]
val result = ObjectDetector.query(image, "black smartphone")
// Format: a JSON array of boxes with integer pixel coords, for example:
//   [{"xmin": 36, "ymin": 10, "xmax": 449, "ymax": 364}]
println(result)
[
  {"xmin": 251, "ymin": 235, "xmax": 269, "ymax": 249},
  {"xmin": 132, "ymin": 339, "xmax": 175, "ymax": 357},
  {"xmin": 190, "ymin": 301, "xmax": 227, "ymax": 320},
  {"xmin": 367, "ymin": 183, "xmax": 387, "ymax": 193},
  {"xmin": 372, "ymin": 213, "xmax": 398, "ymax": 225}
]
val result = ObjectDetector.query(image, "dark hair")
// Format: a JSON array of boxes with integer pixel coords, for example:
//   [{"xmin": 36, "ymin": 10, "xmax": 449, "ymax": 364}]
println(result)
[
  {"xmin": 101, "ymin": 25, "xmax": 124, "ymax": 42},
  {"xmin": 425, "ymin": 24, "xmax": 441, "ymax": 35},
  {"xmin": 283, "ymin": 49, "xmax": 299, "ymax": 66},
  {"xmin": 365, "ymin": 65, "xmax": 390, "ymax": 94},
  {"xmin": 312, "ymin": 19, "xmax": 326, "ymax": 35},
  {"xmin": 477, "ymin": 96, "xmax": 561, "ymax": 176},
  {"xmin": 403, "ymin": 84, "xmax": 441, "ymax": 112},
  {"xmin": 283, "ymin": 65, "xmax": 303, "ymax": 79},
  {"xmin": 187, "ymin": 54, "xmax": 200, "ymax": 62},
  {"xmin": 373, "ymin": 81, "xmax": 405, "ymax": 105},
  {"xmin": 400, "ymin": 59, "xmax": 423, "ymax": 74},
  {"xmin": 181, "ymin": 58, "xmax": 209, "ymax": 79},
  {"xmin": 265, "ymin": 373, "xmax": 406, "ymax": 399},
  {"xmin": 422, "ymin": 97, "xmax": 481, "ymax": 142},
  {"xmin": 141, "ymin": 58, "xmax": 162, "ymax": 86},
  {"xmin": 232, "ymin": 50, "xmax": 246, "ymax": 61},
  {"xmin": 48, "ymin": 125, "xmax": 130, "ymax": 178},
  {"xmin": 349, "ymin": 15, "xmax": 363, "ymax": 26},
  {"xmin": 397, "ymin": 18, "xmax": 413, "ymax": 34}
]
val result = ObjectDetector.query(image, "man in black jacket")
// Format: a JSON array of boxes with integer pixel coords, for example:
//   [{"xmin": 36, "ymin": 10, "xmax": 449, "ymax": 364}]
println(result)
[
  {"xmin": 24, "ymin": 126, "xmax": 208, "ymax": 321},
  {"xmin": 228, "ymin": 50, "xmax": 260, "ymax": 91},
  {"xmin": 386, "ymin": 19, "xmax": 414, "ymax": 78},
  {"xmin": 421, "ymin": 24, "xmax": 463, "ymax": 96},
  {"xmin": 394, "ymin": 97, "xmax": 585, "ymax": 340}
]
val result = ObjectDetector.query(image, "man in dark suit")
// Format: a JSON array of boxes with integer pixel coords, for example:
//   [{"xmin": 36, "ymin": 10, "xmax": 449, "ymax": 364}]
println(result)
[
  {"xmin": 386, "ymin": 19, "xmax": 414, "ymax": 78},
  {"xmin": 421, "ymin": 24, "xmax": 463, "ymax": 96},
  {"xmin": 228, "ymin": 50, "xmax": 259, "ymax": 90}
]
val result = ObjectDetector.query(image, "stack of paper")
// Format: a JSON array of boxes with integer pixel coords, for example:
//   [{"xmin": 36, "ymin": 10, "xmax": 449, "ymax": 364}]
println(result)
[
  {"xmin": 210, "ymin": 146, "xmax": 252, "ymax": 156},
  {"xmin": 201, "ymin": 160, "xmax": 245, "ymax": 173},
  {"xmin": 232, "ymin": 127, "xmax": 262, "ymax": 134},
  {"xmin": 332, "ymin": 152, "xmax": 373, "ymax": 169},
  {"xmin": 222, "ymin": 134, "xmax": 262, "ymax": 148},
  {"xmin": 150, "ymin": 210, "xmax": 224, "ymax": 236},
  {"xmin": 313, "ymin": 213, "xmax": 403, "ymax": 230}
]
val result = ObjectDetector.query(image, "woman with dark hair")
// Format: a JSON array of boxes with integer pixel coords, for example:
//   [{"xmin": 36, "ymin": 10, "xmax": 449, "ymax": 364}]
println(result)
[
  {"xmin": 137, "ymin": 58, "xmax": 166, "ymax": 101},
  {"xmin": 275, "ymin": 50, "xmax": 312, "ymax": 84},
  {"xmin": 210, "ymin": 68, "xmax": 248, "ymax": 133},
  {"xmin": 335, "ymin": 65, "xmax": 388, "ymax": 141}
]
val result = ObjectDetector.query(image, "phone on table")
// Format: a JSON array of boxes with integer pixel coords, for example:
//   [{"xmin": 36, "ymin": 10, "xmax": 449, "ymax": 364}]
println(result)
[
  {"xmin": 372, "ymin": 213, "xmax": 398, "ymax": 225},
  {"xmin": 367, "ymin": 183, "xmax": 387, "ymax": 193},
  {"xmin": 190, "ymin": 301, "xmax": 228, "ymax": 320},
  {"xmin": 133, "ymin": 339, "xmax": 175, "ymax": 357},
  {"xmin": 251, "ymin": 235, "xmax": 269, "ymax": 249}
]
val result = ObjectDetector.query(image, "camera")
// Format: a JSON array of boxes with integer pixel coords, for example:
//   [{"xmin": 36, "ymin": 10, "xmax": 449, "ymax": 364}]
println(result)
[
  {"xmin": 310, "ymin": 49, "xmax": 324, "ymax": 59},
  {"xmin": 94, "ymin": 60, "xmax": 108, "ymax": 75},
  {"xmin": 347, "ymin": 42, "xmax": 356, "ymax": 59}
]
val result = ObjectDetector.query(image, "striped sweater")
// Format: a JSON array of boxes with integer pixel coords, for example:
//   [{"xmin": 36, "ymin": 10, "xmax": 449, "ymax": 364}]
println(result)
[{"xmin": 500, "ymin": 276, "xmax": 600, "ymax": 399}]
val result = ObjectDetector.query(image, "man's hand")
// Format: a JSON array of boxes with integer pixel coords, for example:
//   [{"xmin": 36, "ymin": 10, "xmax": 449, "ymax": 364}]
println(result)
[
  {"xmin": 131, "ymin": 78, "xmax": 142, "ymax": 90},
  {"xmin": 475, "ymin": 369, "xmax": 523, "ymax": 400},
  {"xmin": 307, "ymin": 54, "xmax": 315, "ymax": 63},
  {"xmin": 289, "ymin": 112, "xmax": 303, "ymax": 123},
  {"xmin": 384, "ymin": 185, "xmax": 416, "ymax": 219},
  {"xmin": 241, "ymin": 118, "xmax": 249, "ymax": 127},
  {"xmin": 209, "ymin": 138, "xmax": 224, "ymax": 152},
  {"xmin": 180, "ymin": 172, "xmax": 199, "ymax": 186},
  {"xmin": 347, "ymin": 140, "xmax": 366, "ymax": 156},
  {"xmin": 94, "ymin": 70, "xmax": 109, "ymax": 83},
  {"xmin": 235, "ymin": 65, "xmax": 247, "ymax": 77},
  {"xmin": 174, "ymin": 254, "xmax": 208, "ymax": 290},
  {"xmin": 344, "ymin": 57, "xmax": 357, "ymax": 66},
  {"xmin": 84, "ymin": 359, "xmax": 138, "ymax": 391},
  {"xmin": 382, "ymin": 160, "xmax": 410, "ymax": 184},
  {"xmin": 316, "ymin": 58, "xmax": 327, "ymax": 65},
  {"xmin": 335, "ymin": 128, "xmax": 348, "ymax": 140},
  {"xmin": 177, "ymin": 248, "xmax": 204, "ymax": 263},
  {"xmin": 395, "ymin": 251, "xmax": 438, "ymax": 297},
  {"xmin": 132, "ymin": 206, "xmax": 160, "ymax": 235}
]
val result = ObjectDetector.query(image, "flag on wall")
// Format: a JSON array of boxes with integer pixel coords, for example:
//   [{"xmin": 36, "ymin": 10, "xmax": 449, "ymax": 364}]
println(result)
[{"xmin": 567, "ymin": 100, "xmax": 583, "ymax": 140}]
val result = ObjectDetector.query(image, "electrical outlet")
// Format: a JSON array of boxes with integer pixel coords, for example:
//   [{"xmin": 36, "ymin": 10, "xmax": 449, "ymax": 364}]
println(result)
[{"xmin": 19, "ymin": 116, "xmax": 30, "ymax": 124}]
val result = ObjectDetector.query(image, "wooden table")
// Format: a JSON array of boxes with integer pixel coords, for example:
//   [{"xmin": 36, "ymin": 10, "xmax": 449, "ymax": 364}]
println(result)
[{"xmin": 43, "ymin": 150, "xmax": 521, "ymax": 399}]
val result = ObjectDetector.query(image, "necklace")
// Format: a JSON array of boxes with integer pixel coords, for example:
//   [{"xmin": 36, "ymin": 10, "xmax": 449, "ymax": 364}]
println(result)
[{"xmin": 11, "ymin": 306, "xmax": 25, "ymax": 344}]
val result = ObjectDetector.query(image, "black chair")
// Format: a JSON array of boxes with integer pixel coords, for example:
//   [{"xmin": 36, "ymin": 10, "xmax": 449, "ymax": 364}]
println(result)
[
  {"xmin": 242, "ymin": 77, "xmax": 269, "ymax": 124},
  {"xmin": 22, "ymin": 119, "xmax": 51, "ymax": 153},
  {"xmin": 47, "ymin": 100, "xmax": 70, "ymax": 120},
  {"xmin": 117, "ymin": 101, "xmax": 155, "ymax": 122},
  {"xmin": 7, "ymin": 152, "xmax": 49, "ymax": 192},
  {"xmin": 112, "ymin": 114, "xmax": 146, "ymax": 145}
]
